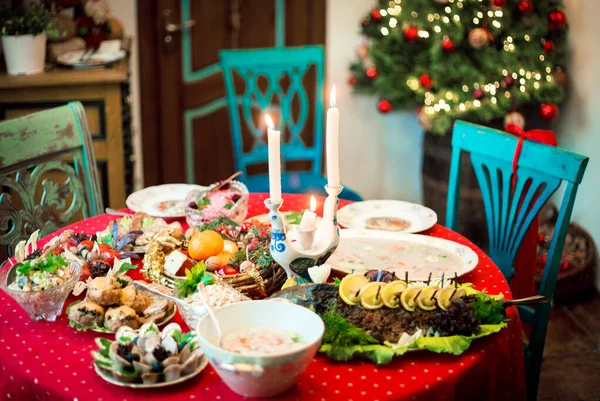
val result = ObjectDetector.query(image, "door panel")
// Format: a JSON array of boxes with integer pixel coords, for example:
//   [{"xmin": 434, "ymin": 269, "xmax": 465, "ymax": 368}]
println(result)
[{"xmin": 139, "ymin": 0, "xmax": 326, "ymax": 187}]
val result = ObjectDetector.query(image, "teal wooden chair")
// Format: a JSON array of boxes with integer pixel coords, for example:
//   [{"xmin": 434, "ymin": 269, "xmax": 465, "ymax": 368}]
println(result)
[
  {"xmin": 0, "ymin": 102, "xmax": 103, "ymax": 256},
  {"xmin": 219, "ymin": 46, "xmax": 362, "ymax": 201},
  {"xmin": 446, "ymin": 120, "xmax": 588, "ymax": 400}
]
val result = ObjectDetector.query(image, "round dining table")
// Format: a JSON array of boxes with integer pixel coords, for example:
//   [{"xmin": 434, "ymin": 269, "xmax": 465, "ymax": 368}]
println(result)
[{"xmin": 0, "ymin": 193, "xmax": 526, "ymax": 401}]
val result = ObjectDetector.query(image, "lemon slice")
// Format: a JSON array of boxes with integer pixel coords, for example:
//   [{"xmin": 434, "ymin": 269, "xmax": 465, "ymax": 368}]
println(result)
[
  {"xmin": 450, "ymin": 287, "xmax": 467, "ymax": 302},
  {"xmin": 416, "ymin": 286, "xmax": 439, "ymax": 311},
  {"xmin": 359, "ymin": 282, "xmax": 387, "ymax": 310},
  {"xmin": 339, "ymin": 273, "xmax": 370, "ymax": 305},
  {"xmin": 436, "ymin": 286, "xmax": 457, "ymax": 311},
  {"xmin": 400, "ymin": 286, "xmax": 422, "ymax": 312},
  {"xmin": 382, "ymin": 280, "xmax": 408, "ymax": 308}
]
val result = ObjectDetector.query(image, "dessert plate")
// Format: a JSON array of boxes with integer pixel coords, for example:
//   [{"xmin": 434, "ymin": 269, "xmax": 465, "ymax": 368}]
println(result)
[
  {"xmin": 327, "ymin": 229, "xmax": 478, "ymax": 281},
  {"xmin": 126, "ymin": 184, "xmax": 207, "ymax": 218},
  {"xmin": 338, "ymin": 200, "xmax": 437, "ymax": 233}
]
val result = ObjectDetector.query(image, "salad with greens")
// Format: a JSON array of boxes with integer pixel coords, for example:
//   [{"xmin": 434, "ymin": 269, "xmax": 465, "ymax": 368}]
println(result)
[{"xmin": 9, "ymin": 254, "xmax": 77, "ymax": 292}]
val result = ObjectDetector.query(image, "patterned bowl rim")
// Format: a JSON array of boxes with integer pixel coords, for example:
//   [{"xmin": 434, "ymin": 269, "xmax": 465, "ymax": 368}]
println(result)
[{"xmin": 185, "ymin": 180, "xmax": 249, "ymax": 218}]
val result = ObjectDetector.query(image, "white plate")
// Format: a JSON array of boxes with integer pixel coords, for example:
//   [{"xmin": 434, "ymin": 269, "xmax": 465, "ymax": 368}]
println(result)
[
  {"xmin": 57, "ymin": 49, "xmax": 127, "ymax": 68},
  {"xmin": 244, "ymin": 212, "xmax": 322, "ymax": 227},
  {"xmin": 327, "ymin": 229, "xmax": 478, "ymax": 281},
  {"xmin": 338, "ymin": 200, "xmax": 437, "ymax": 233},
  {"xmin": 94, "ymin": 355, "xmax": 208, "ymax": 388},
  {"xmin": 126, "ymin": 184, "xmax": 208, "ymax": 218}
]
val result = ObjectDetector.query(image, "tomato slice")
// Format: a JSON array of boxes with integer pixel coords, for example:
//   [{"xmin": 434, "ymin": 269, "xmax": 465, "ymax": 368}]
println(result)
[
  {"xmin": 78, "ymin": 240, "xmax": 95, "ymax": 249},
  {"xmin": 97, "ymin": 244, "xmax": 120, "ymax": 264}
]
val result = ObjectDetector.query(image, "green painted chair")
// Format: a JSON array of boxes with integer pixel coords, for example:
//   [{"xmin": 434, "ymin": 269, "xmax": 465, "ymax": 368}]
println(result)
[
  {"xmin": 446, "ymin": 120, "xmax": 588, "ymax": 401},
  {"xmin": 0, "ymin": 102, "xmax": 103, "ymax": 256},
  {"xmin": 220, "ymin": 46, "xmax": 362, "ymax": 201}
]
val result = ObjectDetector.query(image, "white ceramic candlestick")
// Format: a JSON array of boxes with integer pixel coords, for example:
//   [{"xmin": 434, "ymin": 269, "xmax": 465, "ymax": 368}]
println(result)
[
  {"xmin": 266, "ymin": 114, "xmax": 282, "ymax": 204},
  {"xmin": 326, "ymin": 86, "xmax": 340, "ymax": 188},
  {"xmin": 265, "ymin": 185, "xmax": 343, "ymax": 280}
]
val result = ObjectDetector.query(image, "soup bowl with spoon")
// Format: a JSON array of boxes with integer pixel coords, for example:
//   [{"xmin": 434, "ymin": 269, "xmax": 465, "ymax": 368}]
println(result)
[{"xmin": 195, "ymin": 298, "xmax": 324, "ymax": 398}]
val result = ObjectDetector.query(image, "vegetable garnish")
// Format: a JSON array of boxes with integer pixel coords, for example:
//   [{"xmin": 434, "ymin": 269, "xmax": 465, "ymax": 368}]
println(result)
[
  {"xmin": 16, "ymin": 254, "xmax": 68, "ymax": 276},
  {"xmin": 175, "ymin": 262, "xmax": 215, "ymax": 299}
]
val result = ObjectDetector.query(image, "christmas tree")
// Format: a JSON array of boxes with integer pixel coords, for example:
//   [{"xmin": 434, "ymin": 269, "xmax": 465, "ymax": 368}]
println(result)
[{"xmin": 349, "ymin": 0, "xmax": 568, "ymax": 135}]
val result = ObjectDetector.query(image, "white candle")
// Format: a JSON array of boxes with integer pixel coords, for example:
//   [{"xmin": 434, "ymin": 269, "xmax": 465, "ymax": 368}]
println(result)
[
  {"xmin": 299, "ymin": 196, "xmax": 317, "ymax": 231},
  {"xmin": 265, "ymin": 114, "xmax": 282, "ymax": 204},
  {"xmin": 326, "ymin": 85, "xmax": 340, "ymax": 188}
]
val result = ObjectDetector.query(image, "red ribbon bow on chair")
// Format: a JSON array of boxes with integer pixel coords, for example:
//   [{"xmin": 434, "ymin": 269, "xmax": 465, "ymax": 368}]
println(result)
[{"xmin": 505, "ymin": 123, "xmax": 557, "ymax": 188}]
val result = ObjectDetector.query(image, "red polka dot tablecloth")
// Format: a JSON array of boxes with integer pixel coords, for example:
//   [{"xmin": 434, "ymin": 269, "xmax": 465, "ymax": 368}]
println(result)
[{"xmin": 0, "ymin": 193, "xmax": 525, "ymax": 401}]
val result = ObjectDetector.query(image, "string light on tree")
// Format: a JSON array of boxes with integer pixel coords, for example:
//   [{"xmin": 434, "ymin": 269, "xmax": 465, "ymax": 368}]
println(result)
[{"xmin": 349, "ymin": 0, "xmax": 569, "ymax": 134}]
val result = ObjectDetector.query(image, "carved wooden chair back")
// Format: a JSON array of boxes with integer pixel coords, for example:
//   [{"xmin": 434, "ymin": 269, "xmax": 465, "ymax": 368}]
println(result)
[{"xmin": 0, "ymin": 102, "xmax": 103, "ymax": 255}]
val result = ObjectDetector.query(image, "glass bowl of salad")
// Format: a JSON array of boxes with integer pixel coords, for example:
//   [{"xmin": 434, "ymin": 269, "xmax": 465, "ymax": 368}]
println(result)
[
  {"xmin": 0, "ymin": 255, "xmax": 82, "ymax": 321},
  {"xmin": 185, "ymin": 180, "xmax": 249, "ymax": 228}
]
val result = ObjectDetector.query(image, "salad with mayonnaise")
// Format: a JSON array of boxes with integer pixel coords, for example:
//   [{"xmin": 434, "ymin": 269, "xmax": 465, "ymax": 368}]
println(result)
[{"xmin": 9, "ymin": 255, "xmax": 77, "ymax": 292}]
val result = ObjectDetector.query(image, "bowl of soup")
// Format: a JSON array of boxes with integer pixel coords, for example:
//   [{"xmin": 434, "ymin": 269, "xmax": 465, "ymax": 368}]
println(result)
[{"xmin": 195, "ymin": 300, "xmax": 324, "ymax": 398}]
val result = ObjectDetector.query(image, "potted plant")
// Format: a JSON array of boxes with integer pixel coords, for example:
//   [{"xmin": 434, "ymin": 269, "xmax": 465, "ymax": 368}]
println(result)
[{"xmin": 1, "ymin": 3, "xmax": 51, "ymax": 75}]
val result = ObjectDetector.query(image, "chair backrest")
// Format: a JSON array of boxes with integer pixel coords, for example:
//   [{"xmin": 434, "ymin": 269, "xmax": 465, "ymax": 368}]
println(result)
[
  {"xmin": 0, "ymin": 102, "xmax": 103, "ymax": 253},
  {"xmin": 220, "ymin": 46, "xmax": 325, "ymax": 177},
  {"xmin": 445, "ymin": 120, "xmax": 588, "ymax": 400}
]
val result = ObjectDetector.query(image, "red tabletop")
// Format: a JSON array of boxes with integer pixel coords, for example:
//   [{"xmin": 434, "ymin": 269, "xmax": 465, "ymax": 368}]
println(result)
[{"xmin": 0, "ymin": 193, "xmax": 526, "ymax": 401}]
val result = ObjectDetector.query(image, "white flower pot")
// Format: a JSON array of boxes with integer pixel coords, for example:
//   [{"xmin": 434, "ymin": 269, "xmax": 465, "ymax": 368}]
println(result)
[{"xmin": 1, "ymin": 33, "xmax": 46, "ymax": 76}]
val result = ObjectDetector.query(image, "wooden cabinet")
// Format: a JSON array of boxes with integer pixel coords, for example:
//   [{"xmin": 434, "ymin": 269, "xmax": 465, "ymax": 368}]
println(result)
[{"xmin": 0, "ymin": 54, "xmax": 131, "ymax": 209}]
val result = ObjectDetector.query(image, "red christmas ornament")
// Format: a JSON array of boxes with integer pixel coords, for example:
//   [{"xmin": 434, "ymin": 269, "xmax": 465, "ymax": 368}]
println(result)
[
  {"xmin": 371, "ymin": 9, "xmax": 382, "ymax": 22},
  {"xmin": 473, "ymin": 88, "xmax": 485, "ymax": 99},
  {"xmin": 347, "ymin": 75, "xmax": 357, "ymax": 85},
  {"xmin": 518, "ymin": 0, "xmax": 534, "ymax": 14},
  {"xmin": 548, "ymin": 10, "xmax": 567, "ymax": 30},
  {"xmin": 419, "ymin": 74, "xmax": 433, "ymax": 89},
  {"xmin": 539, "ymin": 103, "xmax": 559, "ymax": 121},
  {"xmin": 404, "ymin": 26, "xmax": 419, "ymax": 43},
  {"xmin": 492, "ymin": 0, "xmax": 506, "ymax": 6},
  {"xmin": 377, "ymin": 99, "xmax": 393, "ymax": 114},
  {"xmin": 441, "ymin": 37, "xmax": 455, "ymax": 52},
  {"xmin": 543, "ymin": 40, "xmax": 555, "ymax": 53},
  {"xmin": 503, "ymin": 76, "xmax": 514, "ymax": 87},
  {"xmin": 366, "ymin": 67, "xmax": 378, "ymax": 79},
  {"xmin": 361, "ymin": 18, "xmax": 369, "ymax": 27}
]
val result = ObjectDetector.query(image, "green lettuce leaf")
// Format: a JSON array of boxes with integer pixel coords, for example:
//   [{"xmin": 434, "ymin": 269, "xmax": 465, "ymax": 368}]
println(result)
[{"xmin": 319, "ymin": 322, "xmax": 507, "ymax": 363}]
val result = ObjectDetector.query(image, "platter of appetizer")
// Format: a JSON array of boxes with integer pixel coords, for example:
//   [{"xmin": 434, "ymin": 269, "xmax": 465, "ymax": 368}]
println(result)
[
  {"xmin": 142, "ymin": 217, "xmax": 287, "ymax": 299},
  {"xmin": 92, "ymin": 322, "xmax": 207, "ymax": 387},
  {"xmin": 271, "ymin": 271, "xmax": 508, "ymax": 364},
  {"xmin": 337, "ymin": 200, "xmax": 437, "ymax": 233},
  {"xmin": 326, "ymin": 229, "xmax": 478, "ymax": 280},
  {"xmin": 126, "ymin": 184, "xmax": 207, "ymax": 218},
  {"xmin": 67, "ymin": 278, "xmax": 177, "ymax": 333}
]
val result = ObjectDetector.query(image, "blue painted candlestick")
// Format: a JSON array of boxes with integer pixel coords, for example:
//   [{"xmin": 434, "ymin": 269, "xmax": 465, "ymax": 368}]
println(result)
[{"xmin": 265, "ymin": 185, "xmax": 342, "ymax": 280}]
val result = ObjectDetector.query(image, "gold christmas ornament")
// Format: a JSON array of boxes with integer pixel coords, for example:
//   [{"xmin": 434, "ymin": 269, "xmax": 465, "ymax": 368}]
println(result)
[
  {"xmin": 469, "ymin": 28, "xmax": 490, "ymax": 49},
  {"xmin": 504, "ymin": 111, "xmax": 526, "ymax": 130}
]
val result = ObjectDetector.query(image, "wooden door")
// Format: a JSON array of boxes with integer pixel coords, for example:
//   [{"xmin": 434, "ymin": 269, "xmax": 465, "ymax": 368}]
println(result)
[{"xmin": 139, "ymin": 0, "xmax": 326, "ymax": 187}]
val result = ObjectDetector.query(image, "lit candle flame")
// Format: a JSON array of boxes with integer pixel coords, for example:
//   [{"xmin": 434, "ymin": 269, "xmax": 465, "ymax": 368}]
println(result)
[
  {"xmin": 310, "ymin": 196, "xmax": 316, "ymax": 212},
  {"xmin": 330, "ymin": 85, "xmax": 336, "ymax": 108},
  {"xmin": 265, "ymin": 114, "xmax": 274, "ymax": 129}
]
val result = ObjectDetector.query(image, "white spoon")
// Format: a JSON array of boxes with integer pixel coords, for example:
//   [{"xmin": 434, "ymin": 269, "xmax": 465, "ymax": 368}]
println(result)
[{"xmin": 197, "ymin": 283, "xmax": 222, "ymax": 347}]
